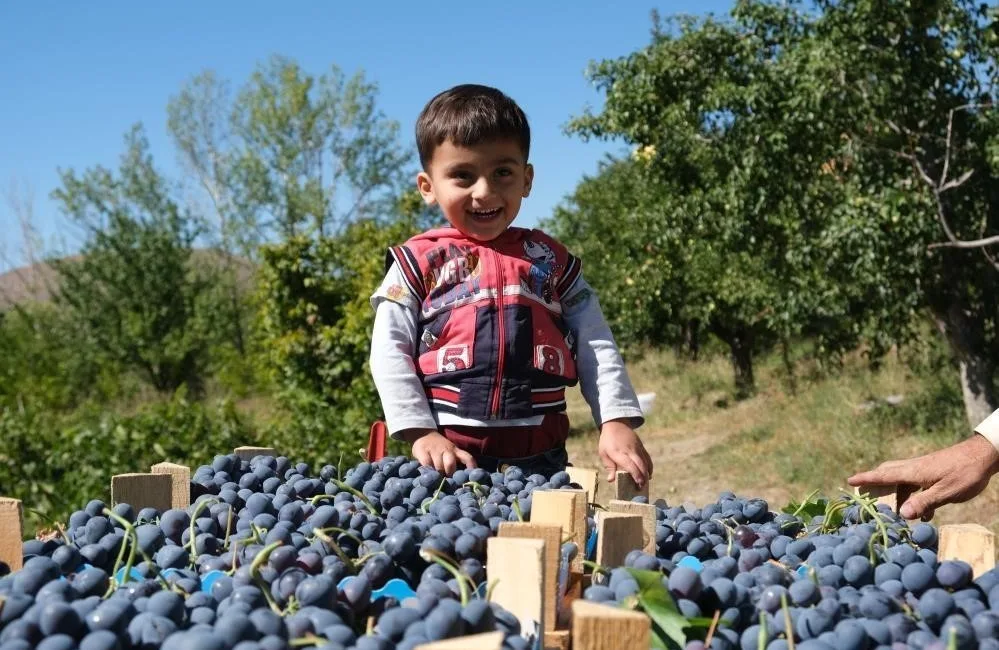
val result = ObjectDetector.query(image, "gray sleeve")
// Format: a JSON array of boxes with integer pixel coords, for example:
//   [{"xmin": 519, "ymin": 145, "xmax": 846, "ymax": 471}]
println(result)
[
  {"xmin": 370, "ymin": 265, "xmax": 438, "ymax": 439},
  {"xmin": 562, "ymin": 276, "xmax": 646, "ymax": 430}
]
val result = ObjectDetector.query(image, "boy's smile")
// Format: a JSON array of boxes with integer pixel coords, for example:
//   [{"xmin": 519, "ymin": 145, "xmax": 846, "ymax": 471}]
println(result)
[{"xmin": 417, "ymin": 139, "xmax": 534, "ymax": 242}]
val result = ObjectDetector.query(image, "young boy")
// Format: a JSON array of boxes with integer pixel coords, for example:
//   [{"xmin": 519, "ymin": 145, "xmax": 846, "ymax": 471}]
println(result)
[{"xmin": 369, "ymin": 84, "xmax": 653, "ymax": 488}]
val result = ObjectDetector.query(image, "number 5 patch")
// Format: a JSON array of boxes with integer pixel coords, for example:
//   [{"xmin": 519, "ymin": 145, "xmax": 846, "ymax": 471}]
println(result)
[
  {"xmin": 437, "ymin": 345, "xmax": 470, "ymax": 372},
  {"xmin": 535, "ymin": 345, "xmax": 564, "ymax": 375}
]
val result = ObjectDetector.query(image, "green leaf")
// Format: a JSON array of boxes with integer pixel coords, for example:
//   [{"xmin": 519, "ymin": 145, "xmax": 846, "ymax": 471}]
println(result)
[
  {"xmin": 781, "ymin": 490, "xmax": 827, "ymax": 519},
  {"xmin": 626, "ymin": 568, "xmax": 689, "ymax": 650}
]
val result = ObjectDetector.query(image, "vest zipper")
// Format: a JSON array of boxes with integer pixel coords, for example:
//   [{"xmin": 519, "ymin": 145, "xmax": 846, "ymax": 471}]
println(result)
[{"xmin": 491, "ymin": 247, "xmax": 505, "ymax": 418}]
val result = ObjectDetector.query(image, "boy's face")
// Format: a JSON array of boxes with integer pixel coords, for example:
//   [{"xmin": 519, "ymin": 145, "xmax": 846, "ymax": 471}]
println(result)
[{"xmin": 417, "ymin": 138, "xmax": 534, "ymax": 242}]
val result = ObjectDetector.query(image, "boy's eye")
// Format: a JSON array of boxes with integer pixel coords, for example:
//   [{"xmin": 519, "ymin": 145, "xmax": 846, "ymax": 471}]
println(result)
[{"xmin": 495, "ymin": 167, "xmax": 513, "ymax": 177}]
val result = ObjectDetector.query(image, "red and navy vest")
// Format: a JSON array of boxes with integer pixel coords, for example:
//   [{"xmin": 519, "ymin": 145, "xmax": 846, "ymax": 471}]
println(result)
[{"xmin": 387, "ymin": 227, "xmax": 582, "ymax": 420}]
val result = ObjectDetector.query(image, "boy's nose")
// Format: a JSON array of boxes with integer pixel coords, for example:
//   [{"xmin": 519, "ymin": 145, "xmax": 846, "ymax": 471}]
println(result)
[{"xmin": 471, "ymin": 178, "xmax": 493, "ymax": 199}]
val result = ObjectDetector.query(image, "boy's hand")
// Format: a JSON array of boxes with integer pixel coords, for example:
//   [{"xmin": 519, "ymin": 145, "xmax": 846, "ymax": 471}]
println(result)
[
  {"xmin": 598, "ymin": 419, "xmax": 653, "ymax": 489},
  {"xmin": 400, "ymin": 429, "xmax": 478, "ymax": 476}
]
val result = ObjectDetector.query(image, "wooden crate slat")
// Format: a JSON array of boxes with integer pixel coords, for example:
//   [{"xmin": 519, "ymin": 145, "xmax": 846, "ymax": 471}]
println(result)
[
  {"xmin": 609, "ymin": 499, "xmax": 657, "ymax": 555},
  {"xmin": 613, "ymin": 470, "xmax": 648, "ymax": 502},
  {"xmin": 151, "ymin": 462, "xmax": 191, "ymax": 510},
  {"xmin": 487, "ymin": 537, "xmax": 546, "ymax": 642},
  {"xmin": 498, "ymin": 522, "xmax": 562, "ymax": 632},
  {"xmin": 572, "ymin": 599, "xmax": 650, "ymax": 650},
  {"xmin": 0, "ymin": 497, "xmax": 23, "ymax": 572},
  {"xmin": 939, "ymin": 523, "xmax": 997, "ymax": 579},
  {"xmin": 110, "ymin": 473, "xmax": 172, "ymax": 513},
  {"xmin": 595, "ymin": 512, "xmax": 645, "ymax": 569}
]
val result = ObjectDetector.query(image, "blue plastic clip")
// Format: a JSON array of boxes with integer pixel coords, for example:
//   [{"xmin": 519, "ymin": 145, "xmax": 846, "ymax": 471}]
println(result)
[
  {"xmin": 201, "ymin": 569, "xmax": 226, "ymax": 593},
  {"xmin": 337, "ymin": 576, "xmax": 417, "ymax": 602},
  {"xmin": 677, "ymin": 555, "xmax": 703, "ymax": 573},
  {"xmin": 586, "ymin": 528, "xmax": 597, "ymax": 561}
]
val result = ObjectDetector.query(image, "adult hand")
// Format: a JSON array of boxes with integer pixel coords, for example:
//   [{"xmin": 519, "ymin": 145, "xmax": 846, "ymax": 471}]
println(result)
[
  {"xmin": 847, "ymin": 433, "xmax": 999, "ymax": 520},
  {"xmin": 598, "ymin": 419, "xmax": 653, "ymax": 489},
  {"xmin": 400, "ymin": 429, "xmax": 477, "ymax": 476}
]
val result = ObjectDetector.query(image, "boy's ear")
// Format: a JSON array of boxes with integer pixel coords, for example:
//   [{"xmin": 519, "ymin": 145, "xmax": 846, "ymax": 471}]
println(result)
[
  {"xmin": 522, "ymin": 163, "xmax": 534, "ymax": 198},
  {"xmin": 416, "ymin": 171, "xmax": 436, "ymax": 205}
]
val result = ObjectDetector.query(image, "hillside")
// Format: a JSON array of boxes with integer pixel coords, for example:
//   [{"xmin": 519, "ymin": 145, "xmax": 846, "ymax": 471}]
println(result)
[{"xmin": 0, "ymin": 250, "xmax": 255, "ymax": 310}]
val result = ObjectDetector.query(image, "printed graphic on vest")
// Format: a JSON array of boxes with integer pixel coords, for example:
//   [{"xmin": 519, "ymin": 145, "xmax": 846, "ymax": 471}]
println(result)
[
  {"xmin": 437, "ymin": 345, "xmax": 470, "ymax": 372},
  {"xmin": 535, "ymin": 344, "xmax": 565, "ymax": 375},
  {"xmin": 521, "ymin": 239, "xmax": 558, "ymax": 304},
  {"xmin": 423, "ymin": 244, "xmax": 482, "ymax": 311}
]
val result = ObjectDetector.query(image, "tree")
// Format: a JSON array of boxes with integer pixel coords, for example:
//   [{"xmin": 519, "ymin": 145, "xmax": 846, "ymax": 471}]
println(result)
[
  {"xmin": 561, "ymin": 5, "xmax": 884, "ymax": 395},
  {"xmin": 804, "ymin": 0, "xmax": 999, "ymax": 427},
  {"xmin": 169, "ymin": 56, "xmax": 419, "ymax": 445},
  {"xmin": 51, "ymin": 125, "xmax": 215, "ymax": 395},
  {"xmin": 562, "ymin": 1, "xmax": 999, "ymax": 423}
]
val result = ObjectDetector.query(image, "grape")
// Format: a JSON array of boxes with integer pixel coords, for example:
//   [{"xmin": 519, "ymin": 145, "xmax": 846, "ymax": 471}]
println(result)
[
  {"xmin": 733, "ymin": 525, "xmax": 758, "ymax": 548},
  {"xmin": 918, "ymin": 588, "xmax": 956, "ymax": 630},
  {"xmin": 788, "ymin": 579, "xmax": 819, "ymax": 606},
  {"xmin": 843, "ymin": 555, "xmax": 873, "ymax": 586},
  {"xmin": 901, "ymin": 561, "xmax": 937, "ymax": 595},
  {"xmin": 668, "ymin": 566, "xmax": 702, "ymax": 601},
  {"xmin": 937, "ymin": 560, "xmax": 973, "ymax": 590},
  {"xmin": 911, "ymin": 523, "xmax": 938, "ymax": 548}
]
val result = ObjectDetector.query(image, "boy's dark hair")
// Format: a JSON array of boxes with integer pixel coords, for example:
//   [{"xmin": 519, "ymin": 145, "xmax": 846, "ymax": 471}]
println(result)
[{"xmin": 416, "ymin": 84, "xmax": 530, "ymax": 170}]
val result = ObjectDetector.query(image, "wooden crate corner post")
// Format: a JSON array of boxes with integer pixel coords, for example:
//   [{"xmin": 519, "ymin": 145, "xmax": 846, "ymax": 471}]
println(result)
[
  {"xmin": 595, "ymin": 512, "xmax": 645, "ymax": 569},
  {"xmin": 487, "ymin": 536, "xmax": 547, "ymax": 642},
  {"xmin": 565, "ymin": 466, "xmax": 599, "ymax": 505},
  {"xmin": 498, "ymin": 522, "xmax": 562, "ymax": 633},
  {"xmin": 939, "ymin": 523, "xmax": 997, "ymax": 579},
  {"xmin": 110, "ymin": 473, "xmax": 173, "ymax": 513},
  {"xmin": 531, "ymin": 489, "xmax": 587, "ymax": 573},
  {"xmin": 608, "ymin": 499, "xmax": 656, "ymax": 555},
  {"xmin": 613, "ymin": 470, "xmax": 649, "ymax": 502},
  {"xmin": 572, "ymin": 599, "xmax": 650, "ymax": 650},
  {"xmin": 0, "ymin": 497, "xmax": 24, "ymax": 573},
  {"xmin": 233, "ymin": 446, "xmax": 278, "ymax": 461},
  {"xmin": 151, "ymin": 462, "xmax": 191, "ymax": 510}
]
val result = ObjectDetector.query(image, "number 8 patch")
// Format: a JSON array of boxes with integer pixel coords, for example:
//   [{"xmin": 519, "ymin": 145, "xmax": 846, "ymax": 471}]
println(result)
[{"xmin": 535, "ymin": 345, "xmax": 564, "ymax": 375}]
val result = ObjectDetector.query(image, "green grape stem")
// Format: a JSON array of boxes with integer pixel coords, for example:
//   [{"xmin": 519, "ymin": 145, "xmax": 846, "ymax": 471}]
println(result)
[
  {"xmin": 420, "ymin": 547, "xmax": 472, "ymax": 605},
  {"xmin": 102, "ymin": 508, "xmax": 137, "ymax": 589},
  {"xmin": 331, "ymin": 479, "xmax": 380, "ymax": 516}
]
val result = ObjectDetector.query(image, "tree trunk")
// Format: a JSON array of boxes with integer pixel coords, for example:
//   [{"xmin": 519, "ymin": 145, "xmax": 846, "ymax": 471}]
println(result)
[
  {"xmin": 731, "ymin": 333, "xmax": 755, "ymax": 399},
  {"xmin": 711, "ymin": 321, "xmax": 756, "ymax": 398},
  {"xmin": 687, "ymin": 319, "xmax": 701, "ymax": 362},
  {"xmin": 932, "ymin": 304, "xmax": 998, "ymax": 430}
]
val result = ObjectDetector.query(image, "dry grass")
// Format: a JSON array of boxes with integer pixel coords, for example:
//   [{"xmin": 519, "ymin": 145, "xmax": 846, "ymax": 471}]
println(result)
[{"xmin": 564, "ymin": 343, "xmax": 999, "ymax": 534}]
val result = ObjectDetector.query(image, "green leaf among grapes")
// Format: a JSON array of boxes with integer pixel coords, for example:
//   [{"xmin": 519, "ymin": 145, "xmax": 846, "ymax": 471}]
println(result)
[{"xmin": 626, "ymin": 568, "xmax": 689, "ymax": 650}]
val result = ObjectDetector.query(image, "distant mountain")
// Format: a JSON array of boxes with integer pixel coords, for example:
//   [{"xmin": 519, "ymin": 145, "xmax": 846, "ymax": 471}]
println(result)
[{"xmin": 0, "ymin": 250, "xmax": 255, "ymax": 310}]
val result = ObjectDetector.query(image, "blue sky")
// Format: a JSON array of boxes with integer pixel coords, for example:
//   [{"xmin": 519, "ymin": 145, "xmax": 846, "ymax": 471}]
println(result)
[{"xmin": 0, "ymin": 1, "xmax": 734, "ymax": 271}]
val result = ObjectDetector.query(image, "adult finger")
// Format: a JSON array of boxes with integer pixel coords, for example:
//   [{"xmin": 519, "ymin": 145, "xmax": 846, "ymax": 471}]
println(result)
[
  {"xmin": 442, "ymin": 449, "xmax": 458, "ymax": 476},
  {"xmin": 454, "ymin": 448, "xmax": 478, "ymax": 470},
  {"xmin": 899, "ymin": 485, "xmax": 945, "ymax": 521},
  {"xmin": 847, "ymin": 460, "xmax": 922, "ymax": 488}
]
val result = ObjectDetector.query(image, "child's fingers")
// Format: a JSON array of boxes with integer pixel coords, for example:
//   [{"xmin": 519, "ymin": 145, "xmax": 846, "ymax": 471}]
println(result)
[
  {"xmin": 429, "ymin": 448, "xmax": 449, "ymax": 474},
  {"xmin": 639, "ymin": 447, "xmax": 654, "ymax": 479},
  {"xmin": 442, "ymin": 449, "xmax": 459, "ymax": 476},
  {"xmin": 613, "ymin": 452, "xmax": 644, "ymax": 488},
  {"xmin": 627, "ymin": 451, "xmax": 650, "ymax": 487},
  {"xmin": 599, "ymin": 450, "xmax": 618, "ymax": 482},
  {"xmin": 412, "ymin": 443, "xmax": 434, "ymax": 470},
  {"xmin": 454, "ymin": 448, "xmax": 478, "ymax": 470}
]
